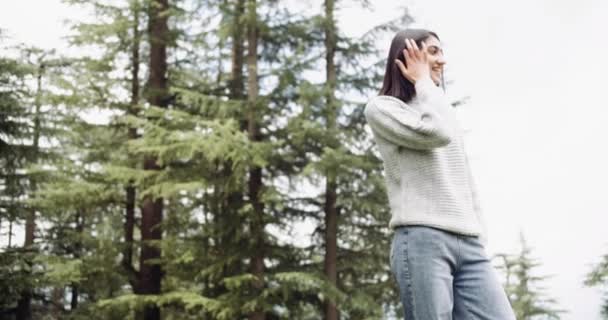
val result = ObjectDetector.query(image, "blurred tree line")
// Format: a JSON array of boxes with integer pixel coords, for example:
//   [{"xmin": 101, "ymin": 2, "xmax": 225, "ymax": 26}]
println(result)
[
  {"xmin": 0, "ymin": 0, "xmax": 407, "ymax": 318},
  {"xmin": 0, "ymin": 0, "xmax": 597, "ymax": 319}
]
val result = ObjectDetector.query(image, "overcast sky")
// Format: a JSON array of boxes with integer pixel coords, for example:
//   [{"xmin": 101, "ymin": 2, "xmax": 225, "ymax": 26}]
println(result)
[{"xmin": 2, "ymin": 0, "xmax": 608, "ymax": 319}]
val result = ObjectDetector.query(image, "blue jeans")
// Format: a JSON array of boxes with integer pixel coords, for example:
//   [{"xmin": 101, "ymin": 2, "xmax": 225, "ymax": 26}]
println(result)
[{"xmin": 390, "ymin": 225, "xmax": 516, "ymax": 320}]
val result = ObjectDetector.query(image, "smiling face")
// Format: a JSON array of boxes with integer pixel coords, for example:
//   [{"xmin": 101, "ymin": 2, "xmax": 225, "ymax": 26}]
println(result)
[
  {"xmin": 422, "ymin": 36, "xmax": 446, "ymax": 85},
  {"xmin": 381, "ymin": 29, "xmax": 447, "ymax": 103}
]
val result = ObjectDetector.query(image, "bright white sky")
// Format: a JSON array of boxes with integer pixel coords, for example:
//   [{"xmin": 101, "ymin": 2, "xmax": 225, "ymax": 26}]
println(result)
[{"xmin": 2, "ymin": 0, "xmax": 607, "ymax": 319}]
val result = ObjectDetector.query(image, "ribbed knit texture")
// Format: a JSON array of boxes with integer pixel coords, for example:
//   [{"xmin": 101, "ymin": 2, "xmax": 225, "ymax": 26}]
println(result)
[{"xmin": 364, "ymin": 77, "xmax": 488, "ymax": 246}]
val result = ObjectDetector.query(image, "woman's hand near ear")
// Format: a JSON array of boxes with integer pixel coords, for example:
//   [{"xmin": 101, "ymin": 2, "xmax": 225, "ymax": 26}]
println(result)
[{"xmin": 394, "ymin": 39, "xmax": 432, "ymax": 85}]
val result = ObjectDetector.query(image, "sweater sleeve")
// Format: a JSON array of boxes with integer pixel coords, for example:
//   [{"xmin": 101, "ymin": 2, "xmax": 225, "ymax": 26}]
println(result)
[{"xmin": 364, "ymin": 77, "xmax": 454, "ymax": 150}]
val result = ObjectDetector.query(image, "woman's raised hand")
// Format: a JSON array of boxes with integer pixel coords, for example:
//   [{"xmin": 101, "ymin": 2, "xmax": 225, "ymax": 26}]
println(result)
[{"xmin": 394, "ymin": 38, "xmax": 431, "ymax": 85}]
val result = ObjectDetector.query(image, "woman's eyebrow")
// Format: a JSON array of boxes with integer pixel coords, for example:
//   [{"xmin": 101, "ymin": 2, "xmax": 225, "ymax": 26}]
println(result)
[{"xmin": 428, "ymin": 45, "xmax": 443, "ymax": 53}]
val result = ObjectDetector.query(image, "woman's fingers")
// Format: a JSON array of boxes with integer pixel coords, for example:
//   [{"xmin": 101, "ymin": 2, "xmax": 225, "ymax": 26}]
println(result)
[
  {"xmin": 405, "ymin": 39, "xmax": 413, "ymax": 58},
  {"xmin": 403, "ymin": 47, "xmax": 411, "ymax": 62},
  {"xmin": 405, "ymin": 38, "xmax": 419, "ymax": 61},
  {"xmin": 405, "ymin": 38, "xmax": 427, "ymax": 62},
  {"xmin": 399, "ymin": 38, "xmax": 430, "ymax": 84},
  {"xmin": 419, "ymin": 41, "xmax": 428, "ymax": 62},
  {"xmin": 394, "ymin": 59, "xmax": 408, "ymax": 76},
  {"xmin": 410, "ymin": 38, "xmax": 420, "ymax": 52},
  {"xmin": 394, "ymin": 59, "xmax": 416, "ymax": 83}
]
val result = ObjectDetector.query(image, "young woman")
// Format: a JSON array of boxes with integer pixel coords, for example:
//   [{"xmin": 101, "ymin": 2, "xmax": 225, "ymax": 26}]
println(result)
[{"xmin": 364, "ymin": 29, "xmax": 516, "ymax": 320}]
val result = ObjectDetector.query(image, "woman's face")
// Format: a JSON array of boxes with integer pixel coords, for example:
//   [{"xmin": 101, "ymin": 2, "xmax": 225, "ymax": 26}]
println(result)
[{"xmin": 422, "ymin": 36, "xmax": 446, "ymax": 85}]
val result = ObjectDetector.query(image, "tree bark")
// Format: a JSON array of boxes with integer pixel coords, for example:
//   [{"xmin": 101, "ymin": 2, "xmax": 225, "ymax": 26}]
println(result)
[
  {"xmin": 323, "ymin": 0, "xmax": 339, "ymax": 319},
  {"xmin": 230, "ymin": 0, "xmax": 245, "ymax": 102},
  {"xmin": 71, "ymin": 210, "xmax": 84, "ymax": 311},
  {"xmin": 214, "ymin": 0, "xmax": 246, "ymax": 299},
  {"xmin": 123, "ymin": 0, "xmax": 141, "ymax": 291},
  {"xmin": 16, "ymin": 60, "xmax": 43, "ymax": 320},
  {"xmin": 138, "ymin": 0, "xmax": 169, "ymax": 319},
  {"xmin": 247, "ymin": 0, "xmax": 265, "ymax": 319}
]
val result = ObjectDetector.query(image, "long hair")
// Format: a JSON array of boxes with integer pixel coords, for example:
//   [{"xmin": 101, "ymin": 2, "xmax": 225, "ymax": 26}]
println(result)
[{"xmin": 379, "ymin": 29, "xmax": 444, "ymax": 104}]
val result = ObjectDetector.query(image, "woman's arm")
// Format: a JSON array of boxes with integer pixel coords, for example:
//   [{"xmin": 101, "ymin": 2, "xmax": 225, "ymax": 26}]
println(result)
[
  {"xmin": 465, "ymin": 154, "xmax": 489, "ymax": 247},
  {"xmin": 364, "ymin": 77, "xmax": 455, "ymax": 150}
]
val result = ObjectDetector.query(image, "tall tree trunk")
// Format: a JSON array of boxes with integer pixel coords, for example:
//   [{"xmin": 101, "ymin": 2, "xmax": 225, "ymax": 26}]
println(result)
[
  {"xmin": 227, "ymin": 0, "xmax": 246, "ymax": 255},
  {"xmin": 51, "ymin": 287, "xmax": 64, "ymax": 318},
  {"xmin": 214, "ymin": 0, "xmax": 246, "ymax": 299},
  {"xmin": 230, "ymin": 0, "xmax": 245, "ymax": 102},
  {"xmin": 323, "ymin": 0, "xmax": 339, "ymax": 319},
  {"xmin": 71, "ymin": 281, "xmax": 80, "ymax": 311},
  {"xmin": 139, "ymin": 1, "xmax": 169, "ymax": 319},
  {"xmin": 8, "ymin": 220, "xmax": 12, "ymax": 247},
  {"xmin": 124, "ymin": 0, "xmax": 141, "ymax": 291},
  {"xmin": 71, "ymin": 210, "xmax": 84, "ymax": 311},
  {"xmin": 24, "ymin": 62, "xmax": 41, "ymax": 248},
  {"xmin": 16, "ymin": 61, "xmax": 43, "ymax": 320},
  {"xmin": 246, "ymin": 0, "xmax": 265, "ymax": 319}
]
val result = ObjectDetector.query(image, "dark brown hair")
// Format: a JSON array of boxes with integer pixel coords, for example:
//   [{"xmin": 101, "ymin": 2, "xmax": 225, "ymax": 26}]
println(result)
[{"xmin": 379, "ymin": 29, "xmax": 442, "ymax": 104}]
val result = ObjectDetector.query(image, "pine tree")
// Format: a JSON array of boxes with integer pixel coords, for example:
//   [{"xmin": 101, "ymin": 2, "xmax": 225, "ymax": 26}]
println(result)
[
  {"xmin": 0, "ymin": 43, "xmax": 75, "ymax": 319},
  {"xmin": 288, "ymin": 3, "xmax": 416, "ymax": 319},
  {"xmin": 35, "ymin": 1, "xmax": 148, "ymax": 318},
  {"xmin": 494, "ymin": 232, "xmax": 566, "ymax": 320},
  {"xmin": 137, "ymin": 0, "xmax": 170, "ymax": 319},
  {"xmin": 0, "ymin": 43, "xmax": 36, "ymax": 319},
  {"xmin": 245, "ymin": 0, "xmax": 265, "ymax": 319},
  {"xmin": 584, "ymin": 250, "xmax": 608, "ymax": 319},
  {"xmin": 322, "ymin": 1, "xmax": 339, "ymax": 318}
]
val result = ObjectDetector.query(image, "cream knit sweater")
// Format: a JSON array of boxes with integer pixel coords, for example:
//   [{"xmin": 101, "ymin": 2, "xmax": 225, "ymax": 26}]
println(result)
[{"xmin": 364, "ymin": 77, "xmax": 488, "ymax": 246}]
